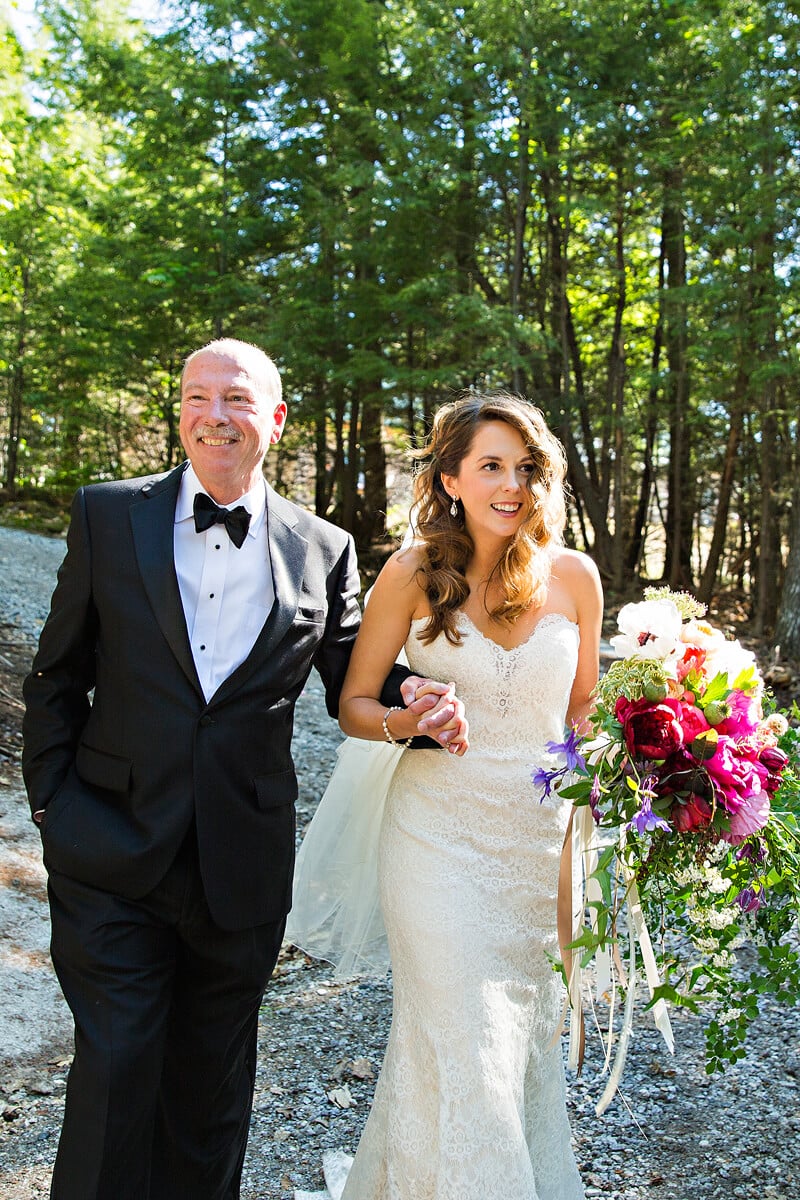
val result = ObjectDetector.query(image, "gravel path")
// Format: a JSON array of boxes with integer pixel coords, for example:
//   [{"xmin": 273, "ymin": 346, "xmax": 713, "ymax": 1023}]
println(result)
[{"xmin": 0, "ymin": 524, "xmax": 798, "ymax": 1199}]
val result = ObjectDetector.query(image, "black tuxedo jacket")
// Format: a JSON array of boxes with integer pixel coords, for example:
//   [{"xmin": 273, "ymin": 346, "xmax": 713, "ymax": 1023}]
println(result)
[{"xmin": 22, "ymin": 463, "xmax": 383, "ymax": 930}]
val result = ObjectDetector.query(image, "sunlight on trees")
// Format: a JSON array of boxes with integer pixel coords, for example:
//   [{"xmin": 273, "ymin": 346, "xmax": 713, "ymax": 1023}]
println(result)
[{"xmin": 0, "ymin": 0, "xmax": 798, "ymax": 645}]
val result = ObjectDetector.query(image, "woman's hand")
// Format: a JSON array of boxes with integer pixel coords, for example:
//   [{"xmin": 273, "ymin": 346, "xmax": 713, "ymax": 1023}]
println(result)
[{"xmin": 400, "ymin": 676, "xmax": 470, "ymax": 755}]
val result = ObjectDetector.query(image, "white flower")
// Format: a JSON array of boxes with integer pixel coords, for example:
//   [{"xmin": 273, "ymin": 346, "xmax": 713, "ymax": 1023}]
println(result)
[
  {"xmin": 610, "ymin": 599, "xmax": 684, "ymax": 662},
  {"xmin": 681, "ymin": 620, "xmax": 760, "ymax": 690},
  {"xmin": 680, "ymin": 618, "xmax": 727, "ymax": 654},
  {"xmin": 707, "ymin": 639, "xmax": 760, "ymax": 690},
  {"xmin": 706, "ymin": 907, "xmax": 739, "ymax": 930},
  {"xmin": 705, "ymin": 870, "xmax": 730, "ymax": 895},
  {"xmin": 761, "ymin": 712, "xmax": 789, "ymax": 738}
]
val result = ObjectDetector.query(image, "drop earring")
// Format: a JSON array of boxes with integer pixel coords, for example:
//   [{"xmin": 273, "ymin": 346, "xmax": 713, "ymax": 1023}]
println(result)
[{"xmin": 450, "ymin": 496, "xmax": 458, "ymax": 517}]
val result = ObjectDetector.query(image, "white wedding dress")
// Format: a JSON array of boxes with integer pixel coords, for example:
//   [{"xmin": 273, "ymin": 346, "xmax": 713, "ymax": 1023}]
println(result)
[{"xmin": 297, "ymin": 610, "xmax": 585, "ymax": 1200}]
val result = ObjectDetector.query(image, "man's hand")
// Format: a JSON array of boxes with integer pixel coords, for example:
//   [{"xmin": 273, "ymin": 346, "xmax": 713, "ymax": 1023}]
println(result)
[{"xmin": 400, "ymin": 676, "xmax": 469, "ymax": 755}]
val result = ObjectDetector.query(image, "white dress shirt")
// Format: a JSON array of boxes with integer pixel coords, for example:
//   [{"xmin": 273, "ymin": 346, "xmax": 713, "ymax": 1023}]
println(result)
[{"xmin": 174, "ymin": 464, "xmax": 274, "ymax": 701}]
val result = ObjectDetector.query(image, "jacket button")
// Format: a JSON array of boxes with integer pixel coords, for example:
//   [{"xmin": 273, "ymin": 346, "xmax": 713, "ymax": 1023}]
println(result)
[{"xmin": 199, "ymin": 715, "xmax": 214, "ymax": 727}]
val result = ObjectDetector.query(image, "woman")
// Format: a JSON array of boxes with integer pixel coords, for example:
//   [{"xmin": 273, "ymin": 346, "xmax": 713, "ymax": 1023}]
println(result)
[{"xmin": 304, "ymin": 390, "xmax": 601, "ymax": 1200}]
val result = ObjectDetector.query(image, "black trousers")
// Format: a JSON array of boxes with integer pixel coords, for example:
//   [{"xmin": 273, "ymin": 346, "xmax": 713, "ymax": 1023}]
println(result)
[{"xmin": 46, "ymin": 829, "xmax": 285, "ymax": 1200}]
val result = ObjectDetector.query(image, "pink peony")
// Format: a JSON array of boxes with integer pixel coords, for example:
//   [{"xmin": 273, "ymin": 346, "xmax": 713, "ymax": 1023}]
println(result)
[
  {"xmin": 678, "ymin": 699, "xmax": 711, "ymax": 743},
  {"xmin": 725, "ymin": 789, "xmax": 771, "ymax": 843},
  {"xmin": 713, "ymin": 690, "xmax": 759, "ymax": 738},
  {"xmin": 705, "ymin": 736, "xmax": 768, "ymax": 813}
]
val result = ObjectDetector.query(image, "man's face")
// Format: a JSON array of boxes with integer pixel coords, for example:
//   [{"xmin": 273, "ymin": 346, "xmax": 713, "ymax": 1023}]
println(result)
[{"xmin": 179, "ymin": 347, "xmax": 287, "ymax": 504}]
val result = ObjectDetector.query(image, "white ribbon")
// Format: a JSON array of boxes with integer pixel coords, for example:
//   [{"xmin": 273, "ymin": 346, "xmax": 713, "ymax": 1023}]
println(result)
[{"xmin": 568, "ymin": 807, "xmax": 675, "ymax": 1114}]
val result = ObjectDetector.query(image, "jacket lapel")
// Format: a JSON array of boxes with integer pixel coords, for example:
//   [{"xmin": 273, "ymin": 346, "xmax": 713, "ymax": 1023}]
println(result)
[
  {"xmin": 210, "ymin": 484, "xmax": 309, "ymax": 704},
  {"xmin": 129, "ymin": 463, "xmax": 203, "ymax": 696}
]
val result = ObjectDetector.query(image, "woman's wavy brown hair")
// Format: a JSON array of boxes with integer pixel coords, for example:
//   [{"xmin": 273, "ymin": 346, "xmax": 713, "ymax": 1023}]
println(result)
[{"xmin": 411, "ymin": 389, "xmax": 568, "ymax": 645}]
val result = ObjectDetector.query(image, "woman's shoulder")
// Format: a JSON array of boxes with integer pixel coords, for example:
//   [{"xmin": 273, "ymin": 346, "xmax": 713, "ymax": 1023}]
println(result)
[
  {"xmin": 379, "ymin": 540, "xmax": 427, "ymax": 580},
  {"xmin": 370, "ymin": 542, "xmax": 428, "ymax": 605},
  {"xmin": 549, "ymin": 546, "xmax": 603, "ymax": 606},
  {"xmin": 362, "ymin": 546, "xmax": 431, "ymax": 625},
  {"xmin": 550, "ymin": 544, "xmax": 600, "ymax": 579}
]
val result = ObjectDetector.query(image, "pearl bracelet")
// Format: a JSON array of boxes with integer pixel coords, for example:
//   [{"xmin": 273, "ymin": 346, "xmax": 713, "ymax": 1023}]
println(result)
[{"xmin": 382, "ymin": 706, "xmax": 411, "ymax": 749}]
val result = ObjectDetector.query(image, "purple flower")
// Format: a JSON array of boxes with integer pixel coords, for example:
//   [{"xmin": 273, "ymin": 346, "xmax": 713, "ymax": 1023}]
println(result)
[
  {"xmin": 589, "ymin": 773, "xmax": 603, "ymax": 822},
  {"xmin": 546, "ymin": 727, "xmax": 587, "ymax": 772},
  {"xmin": 735, "ymin": 886, "xmax": 763, "ymax": 914},
  {"xmin": 735, "ymin": 839, "xmax": 767, "ymax": 865},
  {"xmin": 627, "ymin": 789, "xmax": 671, "ymax": 836},
  {"xmin": 531, "ymin": 766, "xmax": 558, "ymax": 799}
]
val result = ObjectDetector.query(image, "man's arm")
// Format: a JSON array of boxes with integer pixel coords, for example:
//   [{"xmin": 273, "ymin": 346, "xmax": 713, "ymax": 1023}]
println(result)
[
  {"xmin": 22, "ymin": 489, "xmax": 97, "ymax": 821},
  {"xmin": 311, "ymin": 532, "xmax": 365, "ymax": 721}
]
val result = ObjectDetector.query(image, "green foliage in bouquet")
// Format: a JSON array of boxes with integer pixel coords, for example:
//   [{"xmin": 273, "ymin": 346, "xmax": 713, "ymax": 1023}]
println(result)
[{"xmin": 535, "ymin": 590, "xmax": 800, "ymax": 1073}]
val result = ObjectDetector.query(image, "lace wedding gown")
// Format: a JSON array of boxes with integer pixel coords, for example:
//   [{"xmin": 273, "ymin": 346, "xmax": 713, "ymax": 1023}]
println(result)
[{"xmin": 330, "ymin": 611, "xmax": 586, "ymax": 1200}]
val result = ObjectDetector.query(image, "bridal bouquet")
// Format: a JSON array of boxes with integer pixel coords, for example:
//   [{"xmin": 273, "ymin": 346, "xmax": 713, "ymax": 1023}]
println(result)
[{"xmin": 534, "ymin": 587, "xmax": 800, "ymax": 1081}]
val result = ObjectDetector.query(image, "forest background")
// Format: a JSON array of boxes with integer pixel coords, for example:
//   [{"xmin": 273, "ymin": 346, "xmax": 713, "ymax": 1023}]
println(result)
[{"xmin": 1, "ymin": 0, "xmax": 800, "ymax": 653}]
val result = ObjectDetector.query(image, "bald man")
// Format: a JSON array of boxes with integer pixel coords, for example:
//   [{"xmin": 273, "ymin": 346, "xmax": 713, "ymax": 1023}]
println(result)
[{"xmin": 22, "ymin": 339, "xmax": 465, "ymax": 1200}]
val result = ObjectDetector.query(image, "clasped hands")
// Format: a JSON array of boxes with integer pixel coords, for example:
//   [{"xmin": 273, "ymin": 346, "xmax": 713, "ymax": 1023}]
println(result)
[{"xmin": 399, "ymin": 676, "xmax": 469, "ymax": 756}]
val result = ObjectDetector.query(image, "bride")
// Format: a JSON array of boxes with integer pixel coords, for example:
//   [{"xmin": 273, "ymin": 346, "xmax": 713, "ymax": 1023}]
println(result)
[{"xmin": 293, "ymin": 389, "xmax": 602, "ymax": 1200}]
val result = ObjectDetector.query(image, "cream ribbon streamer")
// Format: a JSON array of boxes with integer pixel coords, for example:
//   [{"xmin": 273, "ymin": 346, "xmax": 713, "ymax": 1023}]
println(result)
[{"xmin": 565, "ymin": 805, "xmax": 675, "ymax": 1114}]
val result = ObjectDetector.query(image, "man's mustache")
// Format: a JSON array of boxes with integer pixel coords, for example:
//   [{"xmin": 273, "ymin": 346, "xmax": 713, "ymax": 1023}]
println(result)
[{"xmin": 195, "ymin": 427, "xmax": 243, "ymax": 441}]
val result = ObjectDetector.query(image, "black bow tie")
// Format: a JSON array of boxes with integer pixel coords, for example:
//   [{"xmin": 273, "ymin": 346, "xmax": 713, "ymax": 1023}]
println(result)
[{"xmin": 193, "ymin": 492, "xmax": 251, "ymax": 549}]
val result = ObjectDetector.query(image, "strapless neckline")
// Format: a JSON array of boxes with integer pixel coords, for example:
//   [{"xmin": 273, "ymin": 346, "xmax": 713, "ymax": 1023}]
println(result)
[{"xmin": 410, "ymin": 609, "xmax": 578, "ymax": 654}]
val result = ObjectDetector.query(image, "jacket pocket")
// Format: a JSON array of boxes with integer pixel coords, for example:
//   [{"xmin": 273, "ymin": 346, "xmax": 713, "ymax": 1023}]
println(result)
[
  {"xmin": 253, "ymin": 769, "xmax": 298, "ymax": 811},
  {"xmin": 296, "ymin": 605, "xmax": 325, "ymax": 624},
  {"xmin": 75, "ymin": 744, "xmax": 132, "ymax": 792}
]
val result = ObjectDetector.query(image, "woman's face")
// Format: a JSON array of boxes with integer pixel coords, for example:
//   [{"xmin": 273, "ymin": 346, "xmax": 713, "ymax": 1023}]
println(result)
[{"xmin": 441, "ymin": 420, "xmax": 535, "ymax": 546}]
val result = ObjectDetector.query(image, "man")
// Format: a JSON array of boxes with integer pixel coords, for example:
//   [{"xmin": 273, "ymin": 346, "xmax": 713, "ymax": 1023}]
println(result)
[{"xmin": 22, "ymin": 338, "xmax": 465, "ymax": 1200}]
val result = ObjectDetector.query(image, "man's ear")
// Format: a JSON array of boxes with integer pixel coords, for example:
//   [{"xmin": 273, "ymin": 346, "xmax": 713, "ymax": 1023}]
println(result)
[{"xmin": 270, "ymin": 401, "xmax": 288, "ymax": 444}]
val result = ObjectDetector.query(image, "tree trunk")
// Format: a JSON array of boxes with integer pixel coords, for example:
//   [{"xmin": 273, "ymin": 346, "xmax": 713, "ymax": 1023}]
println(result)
[
  {"xmin": 625, "ymin": 235, "xmax": 665, "ymax": 576},
  {"xmin": 313, "ymin": 400, "xmax": 329, "ymax": 518},
  {"xmin": 539, "ymin": 146, "xmax": 613, "ymax": 572},
  {"xmin": 774, "ymin": 488, "xmax": 800, "ymax": 658},
  {"xmin": 698, "ymin": 393, "xmax": 743, "ymax": 604},
  {"xmin": 358, "ymin": 382, "xmax": 387, "ymax": 544},
  {"xmin": 661, "ymin": 171, "xmax": 693, "ymax": 588},
  {"xmin": 607, "ymin": 194, "xmax": 627, "ymax": 592},
  {"xmin": 752, "ymin": 147, "xmax": 781, "ymax": 636},
  {"xmin": 756, "ymin": 405, "xmax": 780, "ymax": 635},
  {"xmin": 509, "ymin": 105, "xmax": 531, "ymax": 395},
  {"xmin": 3, "ymin": 262, "xmax": 30, "ymax": 494},
  {"xmin": 405, "ymin": 329, "xmax": 417, "ymax": 442},
  {"xmin": 338, "ymin": 393, "xmax": 360, "ymax": 536}
]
